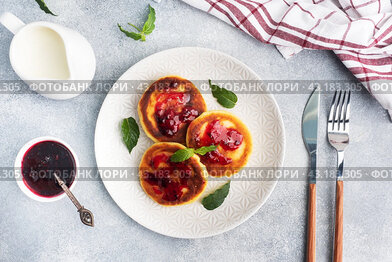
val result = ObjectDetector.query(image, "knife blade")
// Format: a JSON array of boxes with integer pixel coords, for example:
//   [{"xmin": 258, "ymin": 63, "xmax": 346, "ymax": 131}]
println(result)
[{"xmin": 301, "ymin": 85, "xmax": 320, "ymax": 262}]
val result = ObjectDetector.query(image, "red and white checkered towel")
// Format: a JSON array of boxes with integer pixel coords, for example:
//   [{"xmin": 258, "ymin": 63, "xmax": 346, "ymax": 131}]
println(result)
[{"xmin": 182, "ymin": 0, "xmax": 392, "ymax": 119}]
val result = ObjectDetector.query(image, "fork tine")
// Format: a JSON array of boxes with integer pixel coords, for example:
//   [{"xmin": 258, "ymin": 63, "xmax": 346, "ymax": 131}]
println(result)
[
  {"xmin": 328, "ymin": 91, "xmax": 338, "ymax": 125},
  {"xmin": 333, "ymin": 90, "xmax": 342, "ymax": 130},
  {"xmin": 338, "ymin": 91, "xmax": 347, "ymax": 131},
  {"xmin": 344, "ymin": 91, "xmax": 351, "ymax": 130}
]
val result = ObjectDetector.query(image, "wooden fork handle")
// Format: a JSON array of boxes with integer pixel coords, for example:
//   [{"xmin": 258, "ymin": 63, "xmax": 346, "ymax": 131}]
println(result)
[
  {"xmin": 307, "ymin": 183, "xmax": 316, "ymax": 262},
  {"xmin": 333, "ymin": 180, "xmax": 343, "ymax": 262}
]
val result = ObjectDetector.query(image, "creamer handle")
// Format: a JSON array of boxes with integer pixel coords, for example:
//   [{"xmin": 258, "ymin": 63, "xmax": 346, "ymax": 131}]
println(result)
[{"xmin": 0, "ymin": 12, "xmax": 25, "ymax": 34}]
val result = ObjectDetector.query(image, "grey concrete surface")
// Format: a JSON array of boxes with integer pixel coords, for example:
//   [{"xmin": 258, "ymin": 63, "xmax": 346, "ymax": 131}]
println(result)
[{"xmin": 0, "ymin": 0, "xmax": 392, "ymax": 261}]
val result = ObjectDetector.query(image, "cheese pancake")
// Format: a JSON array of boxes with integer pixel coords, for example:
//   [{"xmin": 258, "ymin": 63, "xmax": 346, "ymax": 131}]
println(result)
[
  {"xmin": 186, "ymin": 111, "xmax": 252, "ymax": 177},
  {"xmin": 138, "ymin": 76, "xmax": 207, "ymax": 144},
  {"xmin": 139, "ymin": 142, "xmax": 208, "ymax": 206}
]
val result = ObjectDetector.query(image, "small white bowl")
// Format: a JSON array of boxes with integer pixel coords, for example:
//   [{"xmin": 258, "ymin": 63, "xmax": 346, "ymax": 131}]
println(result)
[{"xmin": 14, "ymin": 136, "xmax": 79, "ymax": 202}]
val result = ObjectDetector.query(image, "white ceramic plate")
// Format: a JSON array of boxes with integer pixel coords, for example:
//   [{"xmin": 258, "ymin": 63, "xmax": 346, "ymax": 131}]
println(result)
[{"xmin": 94, "ymin": 47, "xmax": 285, "ymax": 238}]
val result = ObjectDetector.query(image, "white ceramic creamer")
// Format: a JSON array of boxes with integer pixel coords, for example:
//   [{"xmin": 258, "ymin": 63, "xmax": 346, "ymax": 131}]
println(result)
[{"xmin": 0, "ymin": 12, "xmax": 96, "ymax": 99}]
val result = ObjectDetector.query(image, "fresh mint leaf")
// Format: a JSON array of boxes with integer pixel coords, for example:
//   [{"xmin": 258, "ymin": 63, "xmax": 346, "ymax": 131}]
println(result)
[
  {"xmin": 118, "ymin": 24, "xmax": 142, "ymax": 41},
  {"xmin": 121, "ymin": 117, "xmax": 140, "ymax": 153},
  {"xmin": 209, "ymin": 79, "xmax": 238, "ymax": 108},
  {"xmin": 170, "ymin": 146, "xmax": 217, "ymax": 162},
  {"xmin": 118, "ymin": 4, "xmax": 156, "ymax": 42},
  {"xmin": 35, "ymin": 0, "xmax": 57, "ymax": 16},
  {"xmin": 202, "ymin": 181, "xmax": 231, "ymax": 210},
  {"xmin": 170, "ymin": 148, "xmax": 195, "ymax": 163},
  {"xmin": 128, "ymin": 23, "xmax": 142, "ymax": 32},
  {"xmin": 142, "ymin": 5, "xmax": 156, "ymax": 35},
  {"xmin": 194, "ymin": 145, "xmax": 217, "ymax": 155}
]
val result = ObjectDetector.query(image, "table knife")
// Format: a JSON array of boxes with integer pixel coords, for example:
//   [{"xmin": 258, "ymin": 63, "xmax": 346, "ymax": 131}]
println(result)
[{"xmin": 301, "ymin": 85, "xmax": 320, "ymax": 262}]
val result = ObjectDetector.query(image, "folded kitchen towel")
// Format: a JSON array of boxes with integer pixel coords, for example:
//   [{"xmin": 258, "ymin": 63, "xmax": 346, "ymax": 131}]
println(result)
[{"xmin": 181, "ymin": 0, "xmax": 392, "ymax": 119}]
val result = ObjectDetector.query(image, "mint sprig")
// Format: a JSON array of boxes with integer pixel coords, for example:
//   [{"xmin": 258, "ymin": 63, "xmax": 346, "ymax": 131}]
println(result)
[
  {"xmin": 35, "ymin": 0, "xmax": 57, "ymax": 16},
  {"xmin": 209, "ymin": 79, "xmax": 238, "ymax": 108},
  {"xmin": 121, "ymin": 117, "xmax": 140, "ymax": 153},
  {"xmin": 194, "ymin": 145, "xmax": 217, "ymax": 155},
  {"xmin": 170, "ymin": 145, "xmax": 217, "ymax": 163},
  {"xmin": 118, "ymin": 5, "xmax": 156, "ymax": 42},
  {"xmin": 202, "ymin": 181, "xmax": 231, "ymax": 210}
]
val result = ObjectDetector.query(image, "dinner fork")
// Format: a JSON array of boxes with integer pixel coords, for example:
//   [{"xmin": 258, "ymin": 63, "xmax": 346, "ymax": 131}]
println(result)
[{"xmin": 327, "ymin": 90, "xmax": 351, "ymax": 262}]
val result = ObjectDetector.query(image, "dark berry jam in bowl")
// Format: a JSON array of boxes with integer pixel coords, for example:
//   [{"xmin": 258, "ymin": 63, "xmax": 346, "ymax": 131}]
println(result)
[{"xmin": 14, "ymin": 137, "xmax": 79, "ymax": 202}]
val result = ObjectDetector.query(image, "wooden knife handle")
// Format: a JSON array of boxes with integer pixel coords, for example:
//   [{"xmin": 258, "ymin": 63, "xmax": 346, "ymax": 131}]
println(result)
[
  {"xmin": 333, "ymin": 180, "xmax": 343, "ymax": 262},
  {"xmin": 307, "ymin": 183, "xmax": 316, "ymax": 262}
]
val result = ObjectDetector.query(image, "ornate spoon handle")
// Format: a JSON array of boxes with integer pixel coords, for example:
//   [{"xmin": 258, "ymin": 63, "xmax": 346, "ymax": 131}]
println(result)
[
  {"xmin": 54, "ymin": 173, "xmax": 82, "ymax": 209},
  {"xmin": 54, "ymin": 173, "xmax": 94, "ymax": 227}
]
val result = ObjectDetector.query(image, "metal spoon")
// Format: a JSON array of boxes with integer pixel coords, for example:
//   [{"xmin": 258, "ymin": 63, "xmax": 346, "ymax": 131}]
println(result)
[{"xmin": 53, "ymin": 173, "xmax": 94, "ymax": 227}]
